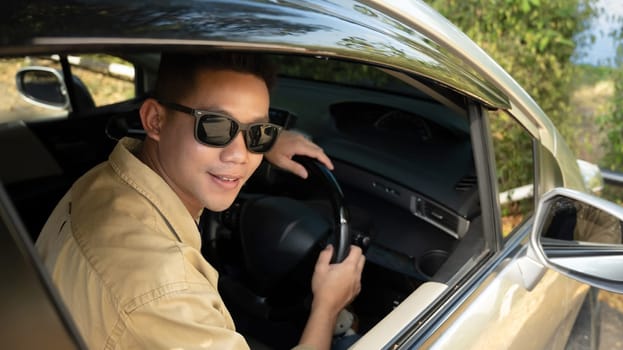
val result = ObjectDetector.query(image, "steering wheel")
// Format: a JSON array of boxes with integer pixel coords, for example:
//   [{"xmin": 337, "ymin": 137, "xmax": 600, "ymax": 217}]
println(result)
[
  {"xmin": 293, "ymin": 155, "xmax": 351, "ymax": 263},
  {"xmin": 203, "ymin": 156, "xmax": 352, "ymax": 314},
  {"xmin": 239, "ymin": 155, "xmax": 351, "ymax": 293}
]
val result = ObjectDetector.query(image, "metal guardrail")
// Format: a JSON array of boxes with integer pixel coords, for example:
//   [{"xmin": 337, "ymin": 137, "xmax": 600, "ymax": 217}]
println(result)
[
  {"xmin": 498, "ymin": 167, "xmax": 623, "ymax": 204},
  {"xmin": 48, "ymin": 55, "xmax": 135, "ymax": 80},
  {"xmin": 499, "ymin": 184, "xmax": 533, "ymax": 205},
  {"xmin": 601, "ymin": 169, "xmax": 623, "ymax": 187}
]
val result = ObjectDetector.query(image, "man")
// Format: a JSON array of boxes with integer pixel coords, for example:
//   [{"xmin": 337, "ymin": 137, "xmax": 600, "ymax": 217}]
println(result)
[{"xmin": 36, "ymin": 52, "xmax": 365, "ymax": 350}]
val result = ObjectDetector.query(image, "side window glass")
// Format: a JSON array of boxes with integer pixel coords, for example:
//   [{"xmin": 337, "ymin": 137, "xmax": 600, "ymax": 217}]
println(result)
[
  {"xmin": 0, "ymin": 57, "xmax": 66, "ymax": 123},
  {"xmin": 68, "ymin": 54, "xmax": 135, "ymax": 107},
  {"xmin": 488, "ymin": 111, "xmax": 535, "ymax": 237},
  {"xmin": 0, "ymin": 55, "xmax": 135, "ymax": 124}
]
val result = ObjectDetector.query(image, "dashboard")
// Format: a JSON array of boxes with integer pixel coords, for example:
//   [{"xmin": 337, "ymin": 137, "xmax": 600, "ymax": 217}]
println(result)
[{"xmin": 271, "ymin": 77, "xmax": 482, "ymax": 281}]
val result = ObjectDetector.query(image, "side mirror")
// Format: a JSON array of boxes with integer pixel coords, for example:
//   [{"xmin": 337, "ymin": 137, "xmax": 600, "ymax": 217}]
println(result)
[
  {"xmin": 531, "ymin": 188, "xmax": 623, "ymax": 293},
  {"xmin": 15, "ymin": 67, "xmax": 69, "ymax": 110}
]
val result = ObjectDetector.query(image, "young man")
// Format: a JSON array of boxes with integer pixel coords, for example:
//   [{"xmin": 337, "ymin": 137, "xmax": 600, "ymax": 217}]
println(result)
[{"xmin": 36, "ymin": 53, "xmax": 365, "ymax": 350}]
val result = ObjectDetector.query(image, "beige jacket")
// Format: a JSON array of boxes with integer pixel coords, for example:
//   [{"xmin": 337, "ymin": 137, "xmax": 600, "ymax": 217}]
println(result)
[{"xmin": 36, "ymin": 138, "xmax": 249, "ymax": 349}]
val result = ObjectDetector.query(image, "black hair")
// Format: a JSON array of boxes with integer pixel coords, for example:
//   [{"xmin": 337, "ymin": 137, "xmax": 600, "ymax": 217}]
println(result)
[{"xmin": 153, "ymin": 51, "xmax": 276, "ymax": 102}]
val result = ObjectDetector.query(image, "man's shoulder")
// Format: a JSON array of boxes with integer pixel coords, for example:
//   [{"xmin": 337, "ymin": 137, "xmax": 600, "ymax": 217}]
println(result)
[
  {"xmin": 66, "ymin": 170, "xmax": 196, "ymax": 302},
  {"xmin": 71, "ymin": 160, "xmax": 154, "ymax": 225}
]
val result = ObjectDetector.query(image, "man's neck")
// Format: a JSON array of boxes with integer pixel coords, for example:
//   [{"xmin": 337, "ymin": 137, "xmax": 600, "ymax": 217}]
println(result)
[{"xmin": 138, "ymin": 141, "xmax": 204, "ymax": 220}]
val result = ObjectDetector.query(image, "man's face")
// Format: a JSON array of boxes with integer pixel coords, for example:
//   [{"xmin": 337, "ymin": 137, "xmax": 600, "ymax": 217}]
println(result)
[{"xmin": 156, "ymin": 69, "xmax": 269, "ymax": 214}]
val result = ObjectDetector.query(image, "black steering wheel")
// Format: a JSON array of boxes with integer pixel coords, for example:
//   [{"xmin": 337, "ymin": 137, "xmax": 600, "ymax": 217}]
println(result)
[
  {"xmin": 202, "ymin": 156, "xmax": 352, "ymax": 315},
  {"xmin": 293, "ymin": 155, "xmax": 351, "ymax": 263},
  {"xmin": 237, "ymin": 156, "xmax": 352, "ymax": 295}
]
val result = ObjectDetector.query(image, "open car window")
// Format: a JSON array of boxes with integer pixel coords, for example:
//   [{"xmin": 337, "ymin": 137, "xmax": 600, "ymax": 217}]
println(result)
[
  {"xmin": 65, "ymin": 54, "xmax": 136, "ymax": 108},
  {"xmin": 3, "ymin": 51, "xmax": 492, "ymax": 349}
]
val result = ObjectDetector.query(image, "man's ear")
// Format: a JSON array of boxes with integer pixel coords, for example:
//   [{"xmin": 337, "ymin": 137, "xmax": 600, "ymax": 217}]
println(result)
[{"xmin": 139, "ymin": 98, "xmax": 165, "ymax": 141}]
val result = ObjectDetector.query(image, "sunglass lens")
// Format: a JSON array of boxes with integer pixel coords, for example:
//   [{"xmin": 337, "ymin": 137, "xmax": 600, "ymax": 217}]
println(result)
[
  {"xmin": 197, "ymin": 116, "xmax": 238, "ymax": 146},
  {"xmin": 247, "ymin": 124, "xmax": 280, "ymax": 153}
]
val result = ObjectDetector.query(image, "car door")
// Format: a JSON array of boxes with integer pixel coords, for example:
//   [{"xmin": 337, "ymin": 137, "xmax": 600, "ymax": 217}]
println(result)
[
  {"xmin": 385, "ymin": 103, "xmax": 588, "ymax": 349},
  {"xmin": 0, "ymin": 184, "xmax": 86, "ymax": 349}
]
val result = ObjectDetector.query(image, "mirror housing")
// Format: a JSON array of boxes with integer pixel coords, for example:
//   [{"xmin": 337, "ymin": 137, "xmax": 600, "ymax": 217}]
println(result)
[
  {"xmin": 531, "ymin": 188, "xmax": 623, "ymax": 293},
  {"xmin": 15, "ymin": 67, "xmax": 69, "ymax": 110}
]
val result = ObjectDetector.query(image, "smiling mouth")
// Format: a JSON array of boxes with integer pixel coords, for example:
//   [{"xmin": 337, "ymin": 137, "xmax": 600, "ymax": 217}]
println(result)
[
  {"xmin": 210, "ymin": 173, "xmax": 242, "ymax": 184},
  {"xmin": 216, "ymin": 175, "xmax": 238, "ymax": 182}
]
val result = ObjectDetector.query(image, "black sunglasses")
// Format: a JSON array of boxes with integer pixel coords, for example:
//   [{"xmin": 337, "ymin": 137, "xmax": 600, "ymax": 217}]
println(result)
[{"xmin": 158, "ymin": 100, "xmax": 282, "ymax": 153}]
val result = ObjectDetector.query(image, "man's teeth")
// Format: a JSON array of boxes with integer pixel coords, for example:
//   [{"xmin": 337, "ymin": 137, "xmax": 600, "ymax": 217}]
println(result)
[{"xmin": 217, "ymin": 176, "xmax": 236, "ymax": 181}]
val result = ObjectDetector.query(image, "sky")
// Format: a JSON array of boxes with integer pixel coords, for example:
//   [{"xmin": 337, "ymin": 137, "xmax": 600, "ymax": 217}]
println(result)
[{"xmin": 575, "ymin": 0, "xmax": 623, "ymax": 66}]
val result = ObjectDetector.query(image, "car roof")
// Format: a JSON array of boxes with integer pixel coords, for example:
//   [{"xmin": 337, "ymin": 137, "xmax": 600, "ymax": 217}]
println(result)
[{"xmin": 2, "ymin": 0, "xmax": 509, "ymax": 110}]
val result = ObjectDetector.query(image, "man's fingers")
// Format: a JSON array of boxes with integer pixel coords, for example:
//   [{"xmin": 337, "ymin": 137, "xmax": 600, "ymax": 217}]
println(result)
[
  {"xmin": 316, "ymin": 245, "xmax": 334, "ymax": 267},
  {"xmin": 265, "ymin": 129, "xmax": 334, "ymax": 177},
  {"xmin": 299, "ymin": 144, "xmax": 333, "ymax": 170},
  {"xmin": 357, "ymin": 254, "xmax": 366, "ymax": 272},
  {"xmin": 280, "ymin": 158, "xmax": 309, "ymax": 179},
  {"xmin": 315, "ymin": 153, "xmax": 334, "ymax": 170},
  {"xmin": 290, "ymin": 136, "xmax": 334, "ymax": 171},
  {"xmin": 267, "ymin": 151, "xmax": 309, "ymax": 178},
  {"xmin": 344, "ymin": 245, "xmax": 363, "ymax": 263}
]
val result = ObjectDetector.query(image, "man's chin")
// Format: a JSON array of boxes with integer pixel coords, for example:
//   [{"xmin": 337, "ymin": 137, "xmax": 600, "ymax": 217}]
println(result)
[{"xmin": 203, "ymin": 199, "xmax": 236, "ymax": 213}]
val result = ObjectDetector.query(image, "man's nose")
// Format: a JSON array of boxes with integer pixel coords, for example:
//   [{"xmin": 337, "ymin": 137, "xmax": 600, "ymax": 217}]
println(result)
[{"xmin": 220, "ymin": 132, "xmax": 248, "ymax": 163}]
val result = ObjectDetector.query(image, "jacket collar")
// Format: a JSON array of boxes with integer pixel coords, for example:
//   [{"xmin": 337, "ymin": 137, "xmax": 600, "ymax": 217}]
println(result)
[{"xmin": 108, "ymin": 137, "xmax": 202, "ymax": 249}]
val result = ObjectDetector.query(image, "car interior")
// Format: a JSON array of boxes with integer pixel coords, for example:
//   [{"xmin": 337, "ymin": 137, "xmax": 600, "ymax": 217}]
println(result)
[{"xmin": 0, "ymin": 51, "xmax": 487, "ymax": 349}]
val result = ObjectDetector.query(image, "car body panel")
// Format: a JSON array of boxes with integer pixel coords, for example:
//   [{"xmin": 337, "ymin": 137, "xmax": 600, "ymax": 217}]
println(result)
[
  {"xmin": 0, "ymin": 185, "xmax": 85, "ymax": 349},
  {"xmin": 420, "ymin": 268, "xmax": 586, "ymax": 350},
  {"xmin": 413, "ymin": 229, "xmax": 587, "ymax": 350},
  {"xmin": 2, "ymin": 0, "xmax": 508, "ymax": 110}
]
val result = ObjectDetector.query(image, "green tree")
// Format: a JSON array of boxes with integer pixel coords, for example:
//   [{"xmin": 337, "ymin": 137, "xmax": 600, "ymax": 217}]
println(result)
[
  {"xmin": 427, "ymin": 0, "xmax": 597, "ymax": 154},
  {"xmin": 598, "ymin": 70, "xmax": 623, "ymax": 171},
  {"xmin": 599, "ymin": 20, "xmax": 623, "ymax": 172}
]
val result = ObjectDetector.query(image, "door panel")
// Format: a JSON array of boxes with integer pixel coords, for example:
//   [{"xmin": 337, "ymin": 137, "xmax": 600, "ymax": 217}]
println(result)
[
  {"xmin": 420, "ymin": 242, "xmax": 586, "ymax": 349},
  {"xmin": 0, "ymin": 184, "xmax": 85, "ymax": 349}
]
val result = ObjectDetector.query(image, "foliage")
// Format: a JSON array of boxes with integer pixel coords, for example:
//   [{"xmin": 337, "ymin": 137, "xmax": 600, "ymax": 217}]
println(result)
[
  {"xmin": 598, "ymin": 66, "xmax": 623, "ymax": 171},
  {"xmin": 489, "ymin": 109, "xmax": 535, "ymax": 231},
  {"xmin": 597, "ymin": 20, "xmax": 623, "ymax": 173},
  {"xmin": 489, "ymin": 111, "xmax": 534, "ymax": 191},
  {"xmin": 572, "ymin": 64, "xmax": 615, "ymax": 87},
  {"xmin": 427, "ymin": 0, "xmax": 597, "ymax": 155}
]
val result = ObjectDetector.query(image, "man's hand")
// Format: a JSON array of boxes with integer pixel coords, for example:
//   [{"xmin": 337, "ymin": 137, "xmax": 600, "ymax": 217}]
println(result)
[
  {"xmin": 298, "ymin": 245, "xmax": 365, "ymax": 350},
  {"xmin": 264, "ymin": 130, "xmax": 334, "ymax": 178},
  {"xmin": 311, "ymin": 245, "xmax": 365, "ymax": 312}
]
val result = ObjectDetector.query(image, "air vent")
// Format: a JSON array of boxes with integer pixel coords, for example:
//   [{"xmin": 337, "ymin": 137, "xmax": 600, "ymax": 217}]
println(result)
[
  {"xmin": 455, "ymin": 175, "xmax": 477, "ymax": 192},
  {"xmin": 422, "ymin": 201, "xmax": 459, "ymax": 232},
  {"xmin": 410, "ymin": 196, "xmax": 470, "ymax": 239}
]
